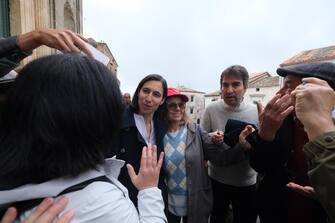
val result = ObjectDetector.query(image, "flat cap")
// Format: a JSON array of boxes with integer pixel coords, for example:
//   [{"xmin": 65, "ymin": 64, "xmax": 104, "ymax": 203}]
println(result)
[{"xmin": 277, "ymin": 61, "xmax": 335, "ymax": 89}]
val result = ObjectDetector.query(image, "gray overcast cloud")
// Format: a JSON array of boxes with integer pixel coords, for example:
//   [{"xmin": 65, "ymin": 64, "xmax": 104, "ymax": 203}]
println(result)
[{"xmin": 83, "ymin": 0, "xmax": 335, "ymax": 94}]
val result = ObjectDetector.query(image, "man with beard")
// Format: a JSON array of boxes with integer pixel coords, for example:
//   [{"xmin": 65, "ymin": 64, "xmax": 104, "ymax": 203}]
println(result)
[{"xmin": 201, "ymin": 65, "xmax": 258, "ymax": 223}]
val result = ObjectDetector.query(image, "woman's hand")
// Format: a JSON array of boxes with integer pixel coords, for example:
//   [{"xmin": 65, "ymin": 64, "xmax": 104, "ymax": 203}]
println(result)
[{"xmin": 127, "ymin": 145, "xmax": 164, "ymax": 191}]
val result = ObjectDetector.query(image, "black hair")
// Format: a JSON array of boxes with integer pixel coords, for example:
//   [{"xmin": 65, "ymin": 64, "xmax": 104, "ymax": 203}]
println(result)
[
  {"xmin": 0, "ymin": 54, "xmax": 123, "ymax": 188},
  {"xmin": 220, "ymin": 65, "xmax": 249, "ymax": 89},
  {"xmin": 130, "ymin": 74, "xmax": 167, "ymax": 115}
]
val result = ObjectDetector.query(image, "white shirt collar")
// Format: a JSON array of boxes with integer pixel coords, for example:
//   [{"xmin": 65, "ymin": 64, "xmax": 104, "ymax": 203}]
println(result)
[{"xmin": 133, "ymin": 113, "xmax": 156, "ymax": 146}]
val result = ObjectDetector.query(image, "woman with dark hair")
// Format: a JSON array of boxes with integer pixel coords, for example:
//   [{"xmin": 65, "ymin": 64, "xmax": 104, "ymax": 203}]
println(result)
[
  {"xmin": 0, "ymin": 54, "xmax": 166, "ymax": 223},
  {"xmin": 116, "ymin": 74, "xmax": 168, "ymax": 207}
]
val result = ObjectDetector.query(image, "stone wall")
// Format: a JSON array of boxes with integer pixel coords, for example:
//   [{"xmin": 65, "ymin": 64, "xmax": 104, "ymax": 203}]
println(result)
[
  {"xmin": 182, "ymin": 92, "xmax": 206, "ymax": 124},
  {"xmin": 9, "ymin": 0, "xmax": 82, "ymax": 65}
]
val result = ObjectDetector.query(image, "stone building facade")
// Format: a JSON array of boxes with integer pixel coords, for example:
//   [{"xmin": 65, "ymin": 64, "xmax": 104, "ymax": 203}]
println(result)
[
  {"xmin": 245, "ymin": 76, "xmax": 280, "ymax": 105},
  {"xmin": 204, "ymin": 90, "xmax": 220, "ymax": 108},
  {"xmin": 0, "ymin": 1, "xmax": 118, "ymax": 78},
  {"xmin": 88, "ymin": 38, "xmax": 119, "ymax": 75},
  {"xmin": 244, "ymin": 72, "xmax": 280, "ymax": 105},
  {"xmin": 176, "ymin": 86, "xmax": 206, "ymax": 124},
  {"xmin": 3, "ymin": 0, "xmax": 83, "ymax": 64}
]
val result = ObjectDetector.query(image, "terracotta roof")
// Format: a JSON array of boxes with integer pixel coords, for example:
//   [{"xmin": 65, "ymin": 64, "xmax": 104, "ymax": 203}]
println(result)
[
  {"xmin": 280, "ymin": 45, "xmax": 335, "ymax": 67},
  {"xmin": 249, "ymin": 72, "xmax": 271, "ymax": 84},
  {"xmin": 176, "ymin": 85, "xmax": 206, "ymax": 94},
  {"xmin": 248, "ymin": 76, "xmax": 280, "ymax": 88},
  {"xmin": 205, "ymin": 90, "xmax": 221, "ymax": 97},
  {"xmin": 249, "ymin": 71, "xmax": 269, "ymax": 78}
]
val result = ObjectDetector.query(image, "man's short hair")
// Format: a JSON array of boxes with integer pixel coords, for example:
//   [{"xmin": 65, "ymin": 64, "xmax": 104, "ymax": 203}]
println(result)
[{"xmin": 220, "ymin": 65, "xmax": 249, "ymax": 89}]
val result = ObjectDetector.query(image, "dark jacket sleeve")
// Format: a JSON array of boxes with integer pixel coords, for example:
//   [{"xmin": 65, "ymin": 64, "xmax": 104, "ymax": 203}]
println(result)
[
  {"xmin": 246, "ymin": 117, "xmax": 294, "ymax": 174},
  {"xmin": 303, "ymin": 131, "xmax": 335, "ymax": 223},
  {"xmin": 0, "ymin": 36, "xmax": 31, "ymax": 77},
  {"xmin": 198, "ymin": 126, "xmax": 248, "ymax": 166}
]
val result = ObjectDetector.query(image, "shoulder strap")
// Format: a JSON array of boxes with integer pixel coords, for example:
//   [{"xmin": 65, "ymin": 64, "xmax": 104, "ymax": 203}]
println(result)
[
  {"xmin": 3, "ymin": 176, "xmax": 112, "ymax": 218},
  {"xmin": 58, "ymin": 175, "xmax": 111, "ymax": 196}
]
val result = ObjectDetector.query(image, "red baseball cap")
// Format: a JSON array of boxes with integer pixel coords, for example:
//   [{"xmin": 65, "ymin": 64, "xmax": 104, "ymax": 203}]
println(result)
[{"xmin": 167, "ymin": 88, "xmax": 189, "ymax": 102}]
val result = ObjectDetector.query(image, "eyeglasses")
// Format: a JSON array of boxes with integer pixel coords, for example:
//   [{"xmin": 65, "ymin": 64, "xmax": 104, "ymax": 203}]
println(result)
[{"xmin": 167, "ymin": 102, "xmax": 186, "ymax": 110}]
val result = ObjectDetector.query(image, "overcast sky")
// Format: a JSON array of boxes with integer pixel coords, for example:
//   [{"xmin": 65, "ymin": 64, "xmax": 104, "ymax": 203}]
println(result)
[{"xmin": 83, "ymin": 0, "xmax": 335, "ymax": 94}]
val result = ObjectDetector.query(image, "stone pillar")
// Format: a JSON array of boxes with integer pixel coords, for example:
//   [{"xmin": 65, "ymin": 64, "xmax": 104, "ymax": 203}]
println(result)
[
  {"xmin": 8, "ymin": 0, "xmax": 83, "ymax": 67},
  {"xmin": 76, "ymin": 0, "xmax": 83, "ymax": 34},
  {"xmin": 9, "ymin": 0, "xmax": 36, "ymax": 65},
  {"xmin": 9, "ymin": 0, "xmax": 35, "ymax": 35},
  {"xmin": 34, "ymin": 0, "xmax": 51, "ymax": 57}
]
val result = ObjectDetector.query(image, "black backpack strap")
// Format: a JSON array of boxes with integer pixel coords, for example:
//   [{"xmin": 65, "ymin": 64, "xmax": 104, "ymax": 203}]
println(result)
[
  {"xmin": 57, "ymin": 175, "xmax": 111, "ymax": 196},
  {"xmin": 2, "ymin": 175, "xmax": 112, "ymax": 218}
]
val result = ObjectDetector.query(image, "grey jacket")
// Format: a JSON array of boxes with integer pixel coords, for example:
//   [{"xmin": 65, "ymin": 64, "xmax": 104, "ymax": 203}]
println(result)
[
  {"xmin": 184, "ymin": 123, "xmax": 212, "ymax": 223},
  {"xmin": 184, "ymin": 123, "xmax": 248, "ymax": 223}
]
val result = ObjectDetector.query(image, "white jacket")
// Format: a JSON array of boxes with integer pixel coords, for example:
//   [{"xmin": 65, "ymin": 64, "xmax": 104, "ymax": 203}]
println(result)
[{"xmin": 0, "ymin": 158, "xmax": 167, "ymax": 223}]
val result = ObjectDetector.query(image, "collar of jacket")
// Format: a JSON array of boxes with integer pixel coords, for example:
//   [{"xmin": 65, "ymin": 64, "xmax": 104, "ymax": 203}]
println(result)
[
  {"xmin": 185, "ymin": 123, "xmax": 197, "ymax": 148},
  {"xmin": 121, "ymin": 107, "xmax": 136, "ymax": 129},
  {"xmin": 121, "ymin": 107, "xmax": 168, "ymax": 146},
  {"xmin": 186, "ymin": 122, "xmax": 197, "ymax": 133}
]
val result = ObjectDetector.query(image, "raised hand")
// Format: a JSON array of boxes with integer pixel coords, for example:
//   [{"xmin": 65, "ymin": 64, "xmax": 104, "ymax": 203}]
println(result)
[
  {"xmin": 291, "ymin": 77, "xmax": 335, "ymax": 140},
  {"xmin": 257, "ymin": 93, "xmax": 294, "ymax": 141},
  {"xmin": 239, "ymin": 125, "xmax": 255, "ymax": 150},
  {"xmin": 127, "ymin": 145, "xmax": 164, "ymax": 191},
  {"xmin": 18, "ymin": 29, "xmax": 93, "ymax": 57}
]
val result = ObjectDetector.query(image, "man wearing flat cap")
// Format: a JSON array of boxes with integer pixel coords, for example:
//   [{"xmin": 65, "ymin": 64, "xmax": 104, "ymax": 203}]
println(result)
[{"xmin": 245, "ymin": 61, "xmax": 335, "ymax": 223}]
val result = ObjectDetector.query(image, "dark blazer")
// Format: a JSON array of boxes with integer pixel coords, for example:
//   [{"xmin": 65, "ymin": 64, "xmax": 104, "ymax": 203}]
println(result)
[
  {"xmin": 116, "ymin": 107, "xmax": 168, "ymax": 207},
  {"xmin": 247, "ymin": 115, "xmax": 326, "ymax": 223}
]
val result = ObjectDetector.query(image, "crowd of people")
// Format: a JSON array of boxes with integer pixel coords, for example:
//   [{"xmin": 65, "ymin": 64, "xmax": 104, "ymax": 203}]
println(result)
[{"xmin": 0, "ymin": 28, "xmax": 334, "ymax": 223}]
